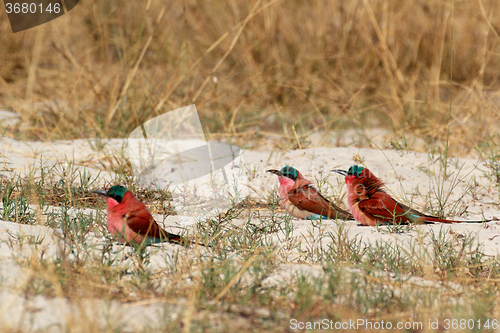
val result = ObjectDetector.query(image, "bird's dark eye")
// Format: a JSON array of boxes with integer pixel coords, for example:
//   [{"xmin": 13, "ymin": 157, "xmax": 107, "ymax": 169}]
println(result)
[{"xmin": 110, "ymin": 194, "xmax": 123, "ymax": 203}]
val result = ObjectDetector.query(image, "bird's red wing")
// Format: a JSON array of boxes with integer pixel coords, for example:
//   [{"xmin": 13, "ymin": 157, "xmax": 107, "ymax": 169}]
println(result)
[
  {"xmin": 288, "ymin": 185, "xmax": 324, "ymax": 213},
  {"xmin": 125, "ymin": 209, "xmax": 165, "ymax": 238},
  {"xmin": 121, "ymin": 192, "xmax": 165, "ymax": 238},
  {"xmin": 357, "ymin": 192, "xmax": 413, "ymax": 224},
  {"xmin": 288, "ymin": 185, "xmax": 351, "ymax": 219},
  {"xmin": 396, "ymin": 201, "xmax": 435, "ymax": 218}
]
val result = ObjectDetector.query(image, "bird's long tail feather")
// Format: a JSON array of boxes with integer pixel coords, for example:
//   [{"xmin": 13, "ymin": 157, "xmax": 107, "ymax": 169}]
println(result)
[
  {"xmin": 159, "ymin": 230, "xmax": 209, "ymax": 247},
  {"xmin": 418, "ymin": 216, "xmax": 490, "ymax": 224}
]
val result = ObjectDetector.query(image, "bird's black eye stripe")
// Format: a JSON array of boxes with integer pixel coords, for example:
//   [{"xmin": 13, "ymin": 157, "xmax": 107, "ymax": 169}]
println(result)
[{"xmin": 110, "ymin": 194, "xmax": 123, "ymax": 203}]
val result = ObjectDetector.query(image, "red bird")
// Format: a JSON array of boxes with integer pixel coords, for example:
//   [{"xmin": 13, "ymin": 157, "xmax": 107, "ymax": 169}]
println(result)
[
  {"xmin": 333, "ymin": 165, "xmax": 487, "ymax": 226},
  {"xmin": 91, "ymin": 185, "xmax": 197, "ymax": 246},
  {"xmin": 267, "ymin": 166, "xmax": 353, "ymax": 220}
]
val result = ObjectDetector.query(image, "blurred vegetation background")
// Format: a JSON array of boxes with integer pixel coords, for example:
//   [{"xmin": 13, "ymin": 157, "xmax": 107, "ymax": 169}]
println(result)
[{"xmin": 0, "ymin": 0, "xmax": 499, "ymax": 155}]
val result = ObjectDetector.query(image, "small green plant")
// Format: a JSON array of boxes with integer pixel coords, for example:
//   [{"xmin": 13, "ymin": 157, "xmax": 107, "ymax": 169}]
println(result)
[
  {"xmin": 429, "ymin": 228, "xmax": 472, "ymax": 278},
  {"xmin": 389, "ymin": 133, "xmax": 409, "ymax": 151},
  {"xmin": 1, "ymin": 179, "xmax": 36, "ymax": 225},
  {"xmin": 318, "ymin": 222, "xmax": 366, "ymax": 264}
]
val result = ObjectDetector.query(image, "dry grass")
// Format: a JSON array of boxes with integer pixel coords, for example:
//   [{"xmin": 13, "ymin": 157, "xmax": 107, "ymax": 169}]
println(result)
[{"xmin": 1, "ymin": 0, "xmax": 500, "ymax": 154}]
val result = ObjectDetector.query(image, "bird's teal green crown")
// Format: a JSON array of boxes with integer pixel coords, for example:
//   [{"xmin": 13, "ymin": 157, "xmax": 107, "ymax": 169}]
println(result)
[
  {"xmin": 281, "ymin": 166, "xmax": 298, "ymax": 180},
  {"xmin": 107, "ymin": 185, "xmax": 128, "ymax": 203},
  {"xmin": 347, "ymin": 165, "xmax": 364, "ymax": 177}
]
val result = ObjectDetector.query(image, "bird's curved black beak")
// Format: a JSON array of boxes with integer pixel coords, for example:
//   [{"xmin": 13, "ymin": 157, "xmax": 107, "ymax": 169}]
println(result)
[
  {"xmin": 267, "ymin": 169, "xmax": 282, "ymax": 176},
  {"xmin": 332, "ymin": 169, "xmax": 348, "ymax": 176},
  {"xmin": 89, "ymin": 190, "xmax": 109, "ymax": 197}
]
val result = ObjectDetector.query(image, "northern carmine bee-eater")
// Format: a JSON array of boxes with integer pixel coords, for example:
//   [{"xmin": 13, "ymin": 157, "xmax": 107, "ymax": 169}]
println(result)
[
  {"xmin": 90, "ymin": 185, "xmax": 199, "ymax": 246},
  {"xmin": 332, "ymin": 165, "xmax": 487, "ymax": 226},
  {"xmin": 267, "ymin": 166, "xmax": 353, "ymax": 220}
]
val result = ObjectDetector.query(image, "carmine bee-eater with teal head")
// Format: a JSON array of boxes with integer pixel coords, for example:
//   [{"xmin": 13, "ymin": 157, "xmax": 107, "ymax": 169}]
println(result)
[
  {"xmin": 91, "ymin": 185, "xmax": 197, "ymax": 246},
  {"xmin": 332, "ymin": 165, "xmax": 487, "ymax": 226},
  {"xmin": 267, "ymin": 166, "xmax": 353, "ymax": 220}
]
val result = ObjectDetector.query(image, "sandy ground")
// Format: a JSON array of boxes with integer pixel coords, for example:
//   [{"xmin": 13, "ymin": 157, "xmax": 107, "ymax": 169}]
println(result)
[{"xmin": 1, "ymin": 136, "xmax": 499, "ymax": 331}]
